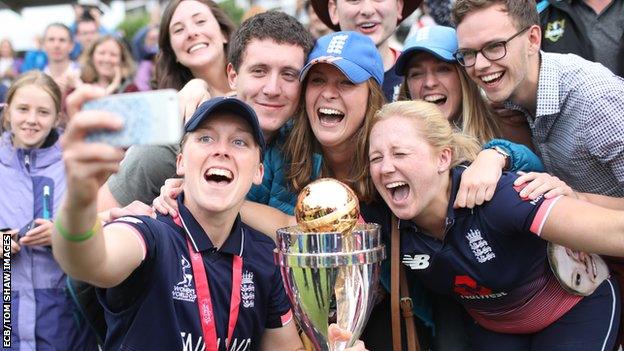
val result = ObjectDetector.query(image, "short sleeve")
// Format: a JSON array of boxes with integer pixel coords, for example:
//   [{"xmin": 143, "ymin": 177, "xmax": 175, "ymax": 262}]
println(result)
[
  {"xmin": 107, "ymin": 145, "xmax": 179, "ymax": 206},
  {"xmin": 480, "ymin": 172, "xmax": 560, "ymax": 236},
  {"xmin": 97, "ymin": 215, "xmax": 159, "ymax": 312},
  {"xmin": 264, "ymin": 266, "xmax": 293, "ymax": 328}
]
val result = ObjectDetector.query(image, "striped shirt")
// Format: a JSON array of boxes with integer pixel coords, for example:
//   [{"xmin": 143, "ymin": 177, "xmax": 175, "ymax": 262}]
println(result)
[{"xmin": 505, "ymin": 52, "xmax": 624, "ymax": 196}]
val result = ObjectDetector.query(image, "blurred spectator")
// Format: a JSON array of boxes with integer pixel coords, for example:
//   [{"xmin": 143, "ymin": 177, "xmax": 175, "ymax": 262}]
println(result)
[
  {"xmin": 20, "ymin": 35, "xmax": 47, "ymax": 73},
  {"xmin": 425, "ymin": 0, "xmax": 454, "ymax": 26},
  {"xmin": 304, "ymin": 0, "xmax": 331, "ymax": 39},
  {"xmin": 0, "ymin": 83, "xmax": 6, "ymax": 103},
  {"xmin": 405, "ymin": 4, "xmax": 437, "ymax": 40},
  {"xmin": 539, "ymin": 0, "xmax": 623, "ymax": 77},
  {"xmin": 0, "ymin": 39, "xmax": 21, "ymax": 86},
  {"xmin": 132, "ymin": 26, "xmax": 158, "ymax": 91},
  {"xmin": 131, "ymin": 24, "xmax": 158, "ymax": 61},
  {"xmin": 42, "ymin": 23, "xmax": 80, "ymax": 97},
  {"xmin": 80, "ymin": 35, "xmax": 138, "ymax": 94},
  {"xmin": 242, "ymin": 5, "xmax": 267, "ymax": 22},
  {"xmin": 70, "ymin": 0, "xmax": 110, "ymax": 38},
  {"xmin": 71, "ymin": 13, "xmax": 101, "ymax": 60}
]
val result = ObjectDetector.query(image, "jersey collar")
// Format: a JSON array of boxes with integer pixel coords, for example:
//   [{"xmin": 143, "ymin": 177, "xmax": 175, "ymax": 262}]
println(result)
[{"xmin": 176, "ymin": 193, "xmax": 245, "ymax": 256}]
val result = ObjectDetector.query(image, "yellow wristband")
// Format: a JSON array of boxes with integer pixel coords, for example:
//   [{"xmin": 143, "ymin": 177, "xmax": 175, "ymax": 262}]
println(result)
[{"xmin": 54, "ymin": 214, "xmax": 100, "ymax": 242}]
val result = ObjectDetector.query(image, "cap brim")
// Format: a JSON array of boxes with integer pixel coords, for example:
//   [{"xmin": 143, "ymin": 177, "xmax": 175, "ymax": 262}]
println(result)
[
  {"xmin": 311, "ymin": 0, "xmax": 422, "ymax": 32},
  {"xmin": 394, "ymin": 46, "xmax": 457, "ymax": 76},
  {"xmin": 185, "ymin": 99, "xmax": 266, "ymax": 152},
  {"xmin": 300, "ymin": 57, "xmax": 373, "ymax": 85}
]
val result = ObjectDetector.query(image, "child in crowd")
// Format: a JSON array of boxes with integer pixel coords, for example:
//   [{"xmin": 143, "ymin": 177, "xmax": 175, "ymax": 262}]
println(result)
[{"xmin": 0, "ymin": 71, "xmax": 96, "ymax": 350}]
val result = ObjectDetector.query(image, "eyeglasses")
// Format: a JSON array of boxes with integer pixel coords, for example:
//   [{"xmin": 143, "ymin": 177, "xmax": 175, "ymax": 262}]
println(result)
[{"xmin": 453, "ymin": 27, "xmax": 530, "ymax": 67}]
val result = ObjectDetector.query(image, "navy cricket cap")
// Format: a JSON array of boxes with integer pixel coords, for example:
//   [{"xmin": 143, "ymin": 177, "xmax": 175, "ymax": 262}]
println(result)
[
  {"xmin": 300, "ymin": 31, "xmax": 384, "ymax": 86},
  {"xmin": 395, "ymin": 26, "xmax": 458, "ymax": 76},
  {"xmin": 184, "ymin": 97, "xmax": 266, "ymax": 157}
]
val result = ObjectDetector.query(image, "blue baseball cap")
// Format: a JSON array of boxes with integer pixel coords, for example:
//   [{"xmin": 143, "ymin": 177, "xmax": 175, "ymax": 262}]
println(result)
[
  {"xmin": 300, "ymin": 31, "xmax": 384, "ymax": 86},
  {"xmin": 395, "ymin": 26, "xmax": 458, "ymax": 76},
  {"xmin": 184, "ymin": 97, "xmax": 266, "ymax": 158}
]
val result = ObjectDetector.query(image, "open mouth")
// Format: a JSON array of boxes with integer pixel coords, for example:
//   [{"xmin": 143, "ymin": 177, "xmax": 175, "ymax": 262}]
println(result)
[
  {"xmin": 204, "ymin": 167, "xmax": 233, "ymax": 185},
  {"xmin": 358, "ymin": 22, "xmax": 378, "ymax": 33},
  {"xmin": 386, "ymin": 181, "xmax": 410, "ymax": 202},
  {"xmin": 188, "ymin": 43, "xmax": 208, "ymax": 54},
  {"xmin": 423, "ymin": 94, "xmax": 447, "ymax": 106},
  {"xmin": 318, "ymin": 107, "xmax": 345, "ymax": 127},
  {"xmin": 480, "ymin": 71, "xmax": 504, "ymax": 86}
]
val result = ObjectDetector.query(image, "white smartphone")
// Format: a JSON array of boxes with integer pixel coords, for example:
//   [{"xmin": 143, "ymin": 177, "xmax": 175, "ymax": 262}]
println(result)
[{"xmin": 84, "ymin": 89, "xmax": 182, "ymax": 147}]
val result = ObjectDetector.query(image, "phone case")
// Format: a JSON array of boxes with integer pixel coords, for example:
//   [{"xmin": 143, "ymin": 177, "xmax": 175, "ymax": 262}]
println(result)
[{"xmin": 84, "ymin": 89, "xmax": 182, "ymax": 147}]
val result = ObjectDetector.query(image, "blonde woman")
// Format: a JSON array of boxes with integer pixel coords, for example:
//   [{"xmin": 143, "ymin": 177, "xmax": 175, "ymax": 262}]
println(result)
[{"xmin": 368, "ymin": 100, "xmax": 623, "ymax": 350}]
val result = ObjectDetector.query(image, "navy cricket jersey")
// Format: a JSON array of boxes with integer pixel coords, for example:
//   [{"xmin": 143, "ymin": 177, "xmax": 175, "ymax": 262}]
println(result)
[
  {"xmin": 383, "ymin": 66, "xmax": 403, "ymax": 103},
  {"xmin": 97, "ymin": 194, "xmax": 293, "ymax": 351},
  {"xmin": 398, "ymin": 167, "xmax": 581, "ymax": 333}
]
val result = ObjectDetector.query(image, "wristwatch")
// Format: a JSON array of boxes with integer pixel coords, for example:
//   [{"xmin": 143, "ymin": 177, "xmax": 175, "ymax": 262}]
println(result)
[{"xmin": 490, "ymin": 146, "xmax": 510, "ymax": 170}]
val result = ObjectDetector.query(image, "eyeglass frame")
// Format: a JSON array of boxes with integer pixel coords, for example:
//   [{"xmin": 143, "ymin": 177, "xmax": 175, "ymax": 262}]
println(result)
[{"xmin": 453, "ymin": 26, "xmax": 531, "ymax": 67}]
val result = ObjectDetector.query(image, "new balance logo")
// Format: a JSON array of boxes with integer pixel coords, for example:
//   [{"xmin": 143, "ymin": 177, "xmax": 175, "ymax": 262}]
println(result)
[
  {"xmin": 327, "ymin": 34, "xmax": 349, "ymax": 54},
  {"xmin": 402, "ymin": 254, "xmax": 431, "ymax": 270}
]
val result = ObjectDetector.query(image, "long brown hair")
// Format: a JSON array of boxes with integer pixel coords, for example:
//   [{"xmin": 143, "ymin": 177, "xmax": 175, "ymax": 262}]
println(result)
[
  {"xmin": 284, "ymin": 78, "xmax": 386, "ymax": 203},
  {"xmin": 154, "ymin": 0, "xmax": 235, "ymax": 90},
  {"xmin": 79, "ymin": 35, "xmax": 136, "ymax": 84}
]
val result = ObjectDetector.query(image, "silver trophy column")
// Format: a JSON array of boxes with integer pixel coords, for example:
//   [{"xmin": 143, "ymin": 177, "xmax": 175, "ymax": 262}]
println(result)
[{"xmin": 275, "ymin": 223, "xmax": 385, "ymax": 351}]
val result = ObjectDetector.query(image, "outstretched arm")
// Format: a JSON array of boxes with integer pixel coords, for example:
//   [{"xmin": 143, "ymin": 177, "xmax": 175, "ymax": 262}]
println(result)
[
  {"xmin": 240, "ymin": 200, "xmax": 296, "ymax": 242},
  {"xmin": 52, "ymin": 92, "xmax": 145, "ymax": 288},
  {"xmin": 537, "ymin": 196, "xmax": 624, "ymax": 256}
]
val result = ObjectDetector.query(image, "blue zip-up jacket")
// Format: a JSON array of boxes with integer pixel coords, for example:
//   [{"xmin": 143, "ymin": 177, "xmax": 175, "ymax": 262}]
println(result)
[
  {"xmin": 0, "ymin": 130, "xmax": 95, "ymax": 350},
  {"xmin": 246, "ymin": 125, "xmax": 322, "ymax": 215}
]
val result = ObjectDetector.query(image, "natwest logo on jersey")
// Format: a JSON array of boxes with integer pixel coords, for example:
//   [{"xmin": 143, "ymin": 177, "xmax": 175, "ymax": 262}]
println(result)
[{"xmin": 453, "ymin": 275, "xmax": 507, "ymax": 300}]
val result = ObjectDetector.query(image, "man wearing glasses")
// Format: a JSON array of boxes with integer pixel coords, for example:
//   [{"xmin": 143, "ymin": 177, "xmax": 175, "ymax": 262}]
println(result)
[
  {"xmin": 452, "ymin": 0, "xmax": 624, "ymax": 201},
  {"xmin": 452, "ymin": 1, "xmax": 624, "ymax": 348}
]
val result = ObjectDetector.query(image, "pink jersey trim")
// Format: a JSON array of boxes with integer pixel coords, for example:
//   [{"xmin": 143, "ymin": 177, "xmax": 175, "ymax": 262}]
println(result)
[
  {"xmin": 530, "ymin": 195, "xmax": 562, "ymax": 236},
  {"xmin": 104, "ymin": 222, "xmax": 147, "ymax": 260},
  {"xmin": 281, "ymin": 309, "xmax": 293, "ymax": 326},
  {"xmin": 467, "ymin": 273, "xmax": 582, "ymax": 334}
]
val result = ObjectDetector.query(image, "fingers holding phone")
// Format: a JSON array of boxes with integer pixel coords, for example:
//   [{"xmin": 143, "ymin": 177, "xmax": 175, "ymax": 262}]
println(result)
[
  {"xmin": 62, "ymin": 109, "xmax": 126, "ymax": 208},
  {"xmin": 19, "ymin": 218, "xmax": 54, "ymax": 247}
]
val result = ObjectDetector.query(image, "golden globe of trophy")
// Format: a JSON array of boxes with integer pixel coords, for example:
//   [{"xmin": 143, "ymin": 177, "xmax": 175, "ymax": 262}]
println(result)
[
  {"xmin": 295, "ymin": 178, "xmax": 359, "ymax": 234},
  {"xmin": 275, "ymin": 178, "xmax": 385, "ymax": 351}
]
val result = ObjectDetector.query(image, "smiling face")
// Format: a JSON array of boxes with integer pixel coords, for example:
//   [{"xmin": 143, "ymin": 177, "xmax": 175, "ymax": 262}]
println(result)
[
  {"xmin": 168, "ymin": 0, "xmax": 228, "ymax": 74},
  {"xmin": 456, "ymin": 4, "xmax": 539, "ymax": 103},
  {"xmin": 227, "ymin": 39, "xmax": 304, "ymax": 142},
  {"xmin": 406, "ymin": 52, "xmax": 463, "ymax": 123},
  {"xmin": 177, "ymin": 112, "xmax": 263, "ymax": 215},
  {"xmin": 6, "ymin": 84, "xmax": 58, "ymax": 149},
  {"xmin": 305, "ymin": 63, "xmax": 369, "ymax": 149},
  {"xmin": 328, "ymin": 0, "xmax": 403, "ymax": 47},
  {"xmin": 93, "ymin": 38, "xmax": 122, "ymax": 82},
  {"xmin": 43, "ymin": 25, "xmax": 73, "ymax": 63},
  {"xmin": 369, "ymin": 115, "xmax": 449, "ymax": 221}
]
